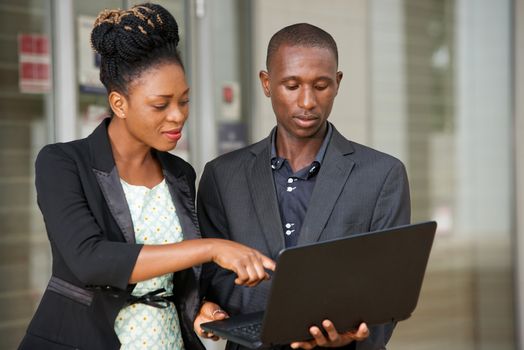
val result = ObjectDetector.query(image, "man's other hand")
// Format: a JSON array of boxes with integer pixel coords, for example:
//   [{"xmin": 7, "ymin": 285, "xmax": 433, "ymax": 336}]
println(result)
[{"xmin": 290, "ymin": 320, "xmax": 369, "ymax": 349}]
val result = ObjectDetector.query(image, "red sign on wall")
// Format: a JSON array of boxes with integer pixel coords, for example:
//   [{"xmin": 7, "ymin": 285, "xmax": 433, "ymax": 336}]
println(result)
[{"xmin": 18, "ymin": 34, "xmax": 52, "ymax": 93}]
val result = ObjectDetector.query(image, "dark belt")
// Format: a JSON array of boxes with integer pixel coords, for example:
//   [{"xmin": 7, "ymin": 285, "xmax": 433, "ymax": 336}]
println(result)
[{"xmin": 127, "ymin": 288, "xmax": 174, "ymax": 309}]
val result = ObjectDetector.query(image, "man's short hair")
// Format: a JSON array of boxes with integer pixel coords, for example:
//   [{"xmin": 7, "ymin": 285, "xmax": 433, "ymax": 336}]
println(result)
[{"xmin": 266, "ymin": 23, "xmax": 339, "ymax": 70}]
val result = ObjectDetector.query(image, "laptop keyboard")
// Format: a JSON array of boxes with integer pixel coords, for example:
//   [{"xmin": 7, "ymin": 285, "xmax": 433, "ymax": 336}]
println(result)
[{"xmin": 230, "ymin": 322, "xmax": 263, "ymax": 340}]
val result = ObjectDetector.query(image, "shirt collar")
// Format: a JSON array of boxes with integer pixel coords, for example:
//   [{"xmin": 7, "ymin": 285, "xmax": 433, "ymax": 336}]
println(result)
[{"xmin": 270, "ymin": 122, "xmax": 333, "ymax": 171}]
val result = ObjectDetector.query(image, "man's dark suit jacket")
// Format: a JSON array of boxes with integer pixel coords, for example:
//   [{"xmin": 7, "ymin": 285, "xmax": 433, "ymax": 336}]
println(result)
[
  {"xmin": 19, "ymin": 118, "xmax": 204, "ymax": 350},
  {"xmin": 197, "ymin": 124, "xmax": 411, "ymax": 350}
]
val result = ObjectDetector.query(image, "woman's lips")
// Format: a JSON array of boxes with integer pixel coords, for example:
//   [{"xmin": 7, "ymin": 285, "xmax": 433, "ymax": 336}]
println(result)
[{"xmin": 163, "ymin": 130, "xmax": 182, "ymax": 141}]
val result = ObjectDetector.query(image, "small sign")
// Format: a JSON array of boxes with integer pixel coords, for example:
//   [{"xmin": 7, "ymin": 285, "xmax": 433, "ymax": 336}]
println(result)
[
  {"xmin": 18, "ymin": 34, "xmax": 51, "ymax": 93},
  {"xmin": 221, "ymin": 81, "xmax": 241, "ymax": 121},
  {"xmin": 218, "ymin": 122, "xmax": 247, "ymax": 155}
]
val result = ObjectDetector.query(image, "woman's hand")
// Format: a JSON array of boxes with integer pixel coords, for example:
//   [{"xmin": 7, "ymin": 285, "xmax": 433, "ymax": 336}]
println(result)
[
  {"xmin": 194, "ymin": 301, "xmax": 229, "ymax": 340},
  {"xmin": 209, "ymin": 239, "xmax": 276, "ymax": 287}
]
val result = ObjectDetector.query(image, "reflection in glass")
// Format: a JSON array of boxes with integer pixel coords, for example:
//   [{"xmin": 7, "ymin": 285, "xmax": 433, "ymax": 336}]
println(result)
[{"xmin": 371, "ymin": 1, "xmax": 515, "ymax": 349}]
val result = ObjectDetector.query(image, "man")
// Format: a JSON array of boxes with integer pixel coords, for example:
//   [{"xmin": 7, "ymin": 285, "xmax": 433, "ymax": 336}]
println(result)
[{"xmin": 195, "ymin": 23, "xmax": 410, "ymax": 349}]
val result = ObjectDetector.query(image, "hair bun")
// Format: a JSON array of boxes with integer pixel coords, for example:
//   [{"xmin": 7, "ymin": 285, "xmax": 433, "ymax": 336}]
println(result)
[{"xmin": 91, "ymin": 3, "xmax": 179, "ymax": 62}]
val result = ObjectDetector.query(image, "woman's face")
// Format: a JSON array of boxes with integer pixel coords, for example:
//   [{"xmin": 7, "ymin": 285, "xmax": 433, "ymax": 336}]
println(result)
[{"xmin": 117, "ymin": 62, "xmax": 190, "ymax": 152}]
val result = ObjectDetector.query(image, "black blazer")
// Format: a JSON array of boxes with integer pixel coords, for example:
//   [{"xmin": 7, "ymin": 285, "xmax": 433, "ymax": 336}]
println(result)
[
  {"xmin": 198, "ymin": 124, "xmax": 411, "ymax": 350},
  {"xmin": 19, "ymin": 119, "xmax": 205, "ymax": 350}
]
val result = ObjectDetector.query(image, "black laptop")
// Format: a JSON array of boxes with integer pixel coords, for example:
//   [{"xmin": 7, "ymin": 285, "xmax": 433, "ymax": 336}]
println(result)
[{"xmin": 201, "ymin": 221, "xmax": 437, "ymax": 349}]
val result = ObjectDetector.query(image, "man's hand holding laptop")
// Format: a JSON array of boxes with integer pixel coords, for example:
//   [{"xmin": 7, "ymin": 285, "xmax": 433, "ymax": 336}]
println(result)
[{"xmin": 290, "ymin": 320, "xmax": 369, "ymax": 349}]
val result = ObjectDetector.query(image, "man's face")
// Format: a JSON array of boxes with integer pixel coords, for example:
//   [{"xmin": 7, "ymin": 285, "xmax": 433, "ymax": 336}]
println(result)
[{"xmin": 259, "ymin": 44, "xmax": 342, "ymax": 140}]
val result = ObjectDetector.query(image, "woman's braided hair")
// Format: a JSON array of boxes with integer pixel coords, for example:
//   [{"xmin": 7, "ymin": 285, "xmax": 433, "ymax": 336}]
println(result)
[{"xmin": 91, "ymin": 3, "xmax": 182, "ymax": 95}]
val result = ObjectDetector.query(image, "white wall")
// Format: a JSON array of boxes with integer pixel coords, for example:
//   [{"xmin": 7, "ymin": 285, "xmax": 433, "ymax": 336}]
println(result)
[
  {"xmin": 454, "ymin": 0, "xmax": 512, "ymax": 235},
  {"xmin": 369, "ymin": 0, "xmax": 408, "ymax": 162}
]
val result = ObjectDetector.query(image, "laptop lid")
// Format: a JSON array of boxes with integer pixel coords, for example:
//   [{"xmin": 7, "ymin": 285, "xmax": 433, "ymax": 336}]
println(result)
[{"xmin": 259, "ymin": 221, "xmax": 437, "ymax": 346}]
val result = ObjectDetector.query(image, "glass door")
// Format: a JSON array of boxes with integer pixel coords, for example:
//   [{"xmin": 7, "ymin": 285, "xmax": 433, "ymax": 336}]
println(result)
[{"xmin": 0, "ymin": 0, "xmax": 53, "ymax": 348}]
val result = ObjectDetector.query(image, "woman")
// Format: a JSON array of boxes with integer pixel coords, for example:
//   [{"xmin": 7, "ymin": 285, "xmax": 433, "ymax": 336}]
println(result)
[{"xmin": 19, "ymin": 3, "xmax": 274, "ymax": 349}]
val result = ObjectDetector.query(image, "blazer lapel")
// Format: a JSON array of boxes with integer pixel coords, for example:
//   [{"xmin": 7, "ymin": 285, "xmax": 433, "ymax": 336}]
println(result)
[
  {"xmin": 298, "ymin": 128, "xmax": 355, "ymax": 245},
  {"xmin": 94, "ymin": 167, "xmax": 136, "ymax": 244},
  {"xmin": 246, "ymin": 139, "xmax": 285, "ymax": 258},
  {"xmin": 89, "ymin": 118, "xmax": 135, "ymax": 244}
]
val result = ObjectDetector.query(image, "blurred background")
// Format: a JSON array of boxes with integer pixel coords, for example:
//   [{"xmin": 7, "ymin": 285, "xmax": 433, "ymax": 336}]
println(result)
[{"xmin": 0, "ymin": 0, "xmax": 523, "ymax": 349}]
